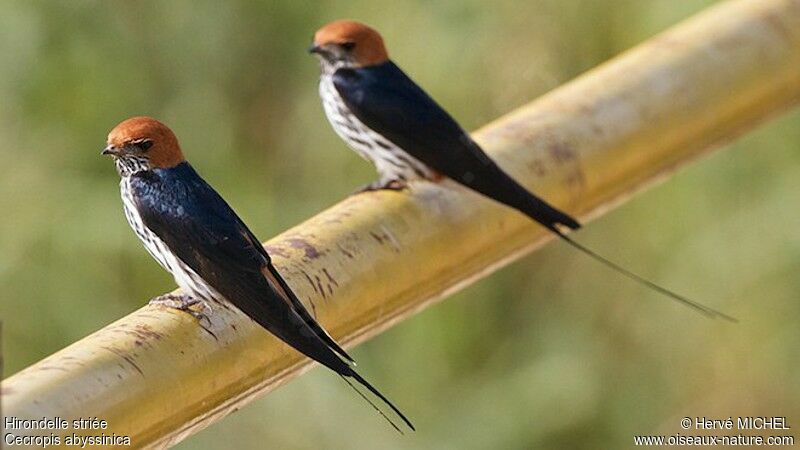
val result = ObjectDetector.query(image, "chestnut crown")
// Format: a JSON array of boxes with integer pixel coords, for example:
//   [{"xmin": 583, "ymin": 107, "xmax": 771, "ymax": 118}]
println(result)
[
  {"xmin": 104, "ymin": 116, "xmax": 184, "ymax": 169},
  {"xmin": 310, "ymin": 20, "xmax": 388, "ymax": 68}
]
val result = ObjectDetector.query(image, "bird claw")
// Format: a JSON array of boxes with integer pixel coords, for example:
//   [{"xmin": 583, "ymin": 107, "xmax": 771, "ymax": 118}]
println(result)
[
  {"xmin": 356, "ymin": 179, "xmax": 408, "ymax": 194},
  {"xmin": 149, "ymin": 293, "xmax": 212, "ymax": 324}
]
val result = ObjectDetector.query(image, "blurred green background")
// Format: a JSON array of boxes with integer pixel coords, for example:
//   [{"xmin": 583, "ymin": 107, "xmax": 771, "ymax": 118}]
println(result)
[{"xmin": 2, "ymin": 0, "xmax": 798, "ymax": 448}]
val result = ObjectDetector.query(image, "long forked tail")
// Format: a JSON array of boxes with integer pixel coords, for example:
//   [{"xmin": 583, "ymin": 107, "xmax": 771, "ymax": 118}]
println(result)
[
  {"xmin": 494, "ymin": 176, "xmax": 737, "ymax": 321},
  {"xmin": 550, "ymin": 225, "xmax": 737, "ymax": 322},
  {"xmin": 340, "ymin": 369, "xmax": 415, "ymax": 433},
  {"xmin": 504, "ymin": 183, "xmax": 736, "ymax": 321}
]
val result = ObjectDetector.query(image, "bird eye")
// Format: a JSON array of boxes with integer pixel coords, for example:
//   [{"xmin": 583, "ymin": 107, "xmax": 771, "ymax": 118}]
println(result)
[
  {"xmin": 341, "ymin": 42, "xmax": 356, "ymax": 51},
  {"xmin": 132, "ymin": 139, "xmax": 154, "ymax": 151}
]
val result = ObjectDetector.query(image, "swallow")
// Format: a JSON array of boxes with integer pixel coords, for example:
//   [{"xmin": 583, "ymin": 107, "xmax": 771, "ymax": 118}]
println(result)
[
  {"xmin": 102, "ymin": 116, "xmax": 414, "ymax": 431},
  {"xmin": 309, "ymin": 20, "xmax": 735, "ymax": 321}
]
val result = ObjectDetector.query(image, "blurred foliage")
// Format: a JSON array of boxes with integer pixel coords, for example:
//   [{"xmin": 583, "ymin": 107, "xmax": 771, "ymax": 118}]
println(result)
[{"xmin": 1, "ymin": 0, "xmax": 799, "ymax": 448}]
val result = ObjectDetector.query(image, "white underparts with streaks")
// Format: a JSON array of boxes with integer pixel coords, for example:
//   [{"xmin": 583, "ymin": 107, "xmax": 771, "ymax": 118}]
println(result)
[
  {"xmin": 319, "ymin": 74, "xmax": 435, "ymax": 184},
  {"xmin": 119, "ymin": 171, "xmax": 223, "ymax": 307}
]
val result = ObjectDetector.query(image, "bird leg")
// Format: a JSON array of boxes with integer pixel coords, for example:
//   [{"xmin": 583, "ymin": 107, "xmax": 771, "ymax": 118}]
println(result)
[
  {"xmin": 149, "ymin": 293, "xmax": 211, "ymax": 323},
  {"xmin": 356, "ymin": 178, "xmax": 408, "ymax": 193}
]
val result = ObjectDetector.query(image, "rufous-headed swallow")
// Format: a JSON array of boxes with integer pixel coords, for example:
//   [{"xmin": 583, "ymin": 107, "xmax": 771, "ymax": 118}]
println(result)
[
  {"xmin": 103, "ymin": 116, "xmax": 414, "ymax": 431},
  {"xmin": 309, "ymin": 20, "xmax": 734, "ymax": 321}
]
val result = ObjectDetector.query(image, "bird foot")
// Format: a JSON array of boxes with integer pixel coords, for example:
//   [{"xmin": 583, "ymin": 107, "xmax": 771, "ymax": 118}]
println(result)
[
  {"xmin": 149, "ymin": 293, "xmax": 211, "ymax": 323},
  {"xmin": 356, "ymin": 179, "xmax": 408, "ymax": 194}
]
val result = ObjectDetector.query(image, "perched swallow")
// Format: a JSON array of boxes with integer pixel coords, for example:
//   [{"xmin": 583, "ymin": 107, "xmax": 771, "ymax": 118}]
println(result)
[
  {"xmin": 309, "ymin": 20, "xmax": 734, "ymax": 321},
  {"xmin": 102, "ymin": 116, "xmax": 413, "ymax": 431}
]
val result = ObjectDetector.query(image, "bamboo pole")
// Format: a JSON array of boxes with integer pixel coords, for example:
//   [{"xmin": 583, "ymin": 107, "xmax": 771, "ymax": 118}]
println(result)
[{"xmin": 3, "ymin": 0, "xmax": 800, "ymax": 447}]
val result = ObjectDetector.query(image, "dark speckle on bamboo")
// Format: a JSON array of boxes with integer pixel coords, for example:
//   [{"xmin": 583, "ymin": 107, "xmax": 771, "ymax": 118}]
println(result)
[
  {"xmin": 322, "ymin": 268, "xmax": 339, "ymax": 287},
  {"xmin": 301, "ymin": 270, "xmax": 318, "ymax": 293},
  {"xmin": 102, "ymin": 346, "xmax": 144, "ymax": 377},
  {"xmin": 286, "ymin": 237, "xmax": 324, "ymax": 260},
  {"xmin": 337, "ymin": 244, "xmax": 354, "ymax": 259}
]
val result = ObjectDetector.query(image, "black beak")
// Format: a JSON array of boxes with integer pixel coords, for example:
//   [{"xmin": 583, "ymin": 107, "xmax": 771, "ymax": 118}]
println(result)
[
  {"xmin": 101, "ymin": 145, "xmax": 118, "ymax": 156},
  {"xmin": 308, "ymin": 44, "xmax": 322, "ymax": 54}
]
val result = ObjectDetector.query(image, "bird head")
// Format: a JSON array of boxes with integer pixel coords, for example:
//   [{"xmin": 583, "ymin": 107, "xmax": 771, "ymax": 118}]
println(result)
[
  {"xmin": 309, "ymin": 20, "xmax": 388, "ymax": 72},
  {"xmin": 102, "ymin": 116, "xmax": 185, "ymax": 176}
]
